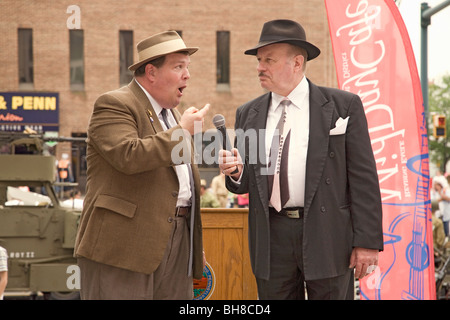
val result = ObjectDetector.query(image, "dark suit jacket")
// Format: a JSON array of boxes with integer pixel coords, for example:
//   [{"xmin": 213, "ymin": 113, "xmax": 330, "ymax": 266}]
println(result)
[
  {"xmin": 226, "ymin": 79, "xmax": 383, "ymax": 281},
  {"xmin": 75, "ymin": 80, "xmax": 204, "ymax": 279}
]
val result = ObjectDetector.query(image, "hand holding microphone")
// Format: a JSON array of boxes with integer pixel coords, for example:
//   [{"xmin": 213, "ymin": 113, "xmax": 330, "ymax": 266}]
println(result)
[
  {"xmin": 219, "ymin": 148, "xmax": 242, "ymax": 179},
  {"xmin": 213, "ymin": 114, "xmax": 242, "ymax": 178}
]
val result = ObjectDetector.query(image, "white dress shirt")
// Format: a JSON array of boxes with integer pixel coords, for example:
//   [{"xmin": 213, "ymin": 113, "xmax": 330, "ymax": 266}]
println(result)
[
  {"xmin": 266, "ymin": 76, "xmax": 310, "ymax": 208},
  {"xmin": 135, "ymin": 79, "xmax": 192, "ymax": 207},
  {"xmin": 232, "ymin": 76, "xmax": 309, "ymax": 208}
]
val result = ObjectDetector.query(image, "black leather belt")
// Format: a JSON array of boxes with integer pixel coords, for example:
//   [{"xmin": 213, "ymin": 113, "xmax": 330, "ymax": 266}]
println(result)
[
  {"xmin": 270, "ymin": 207, "xmax": 304, "ymax": 219},
  {"xmin": 175, "ymin": 206, "xmax": 191, "ymax": 217}
]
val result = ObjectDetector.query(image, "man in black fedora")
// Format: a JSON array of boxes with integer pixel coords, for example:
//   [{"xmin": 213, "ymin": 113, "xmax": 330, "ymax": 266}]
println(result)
[{"xmin": 218, "ymin": 19, "xmax": 383, "ymax": 299}]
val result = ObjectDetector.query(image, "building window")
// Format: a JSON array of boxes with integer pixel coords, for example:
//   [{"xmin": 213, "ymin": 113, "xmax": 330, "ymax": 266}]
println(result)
[
  {"xmin": 18, "ymin": 28, "xmax": 34, "ymax": 89},
  {"xmin": 70, "ymin": 29, "xmax": 85, "ymax": 90},
  {"xmin": 216, "ymin": 31, "xmax": 230, "ymax": 90},
  {"xmin": 119, "ymin": 30, "xmax": 133, "ymax": 86}
]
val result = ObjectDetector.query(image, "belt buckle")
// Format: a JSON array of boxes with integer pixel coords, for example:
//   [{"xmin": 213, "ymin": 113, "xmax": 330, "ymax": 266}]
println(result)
[
  {"xmin": 176, "ymin": 206, "xmax": 190, "ymax": 217},
  {"xmin": 175, "ymin": 207, "xmax": 185, "ymax": 217},
  {"xmin": 285, "ymin": 209, "xmax": 299, "ymax": 219}
]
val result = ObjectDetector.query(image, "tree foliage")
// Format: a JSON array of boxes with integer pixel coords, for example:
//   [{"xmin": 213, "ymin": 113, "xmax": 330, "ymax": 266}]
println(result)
[{"xmin": 428, "ymin": 74, "xmax": 450, "ymax": 172}]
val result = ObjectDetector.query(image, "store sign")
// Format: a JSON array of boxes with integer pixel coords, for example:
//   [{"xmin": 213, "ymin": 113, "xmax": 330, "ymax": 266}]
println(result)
[{"xmin": 0, "ymin": 92, "xmax": 59, "ymax": 132}]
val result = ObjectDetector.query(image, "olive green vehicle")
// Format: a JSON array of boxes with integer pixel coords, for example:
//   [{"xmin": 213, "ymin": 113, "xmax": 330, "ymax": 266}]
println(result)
[{"xmin": 0, "ymin": 132, "xmax": 84, "ymax": 299}]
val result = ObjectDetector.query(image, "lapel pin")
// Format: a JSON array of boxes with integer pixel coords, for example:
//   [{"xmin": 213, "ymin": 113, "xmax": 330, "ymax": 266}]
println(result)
[{"xmin": 147, "ymin": 109, "xmax": 154, "ymax": 122}]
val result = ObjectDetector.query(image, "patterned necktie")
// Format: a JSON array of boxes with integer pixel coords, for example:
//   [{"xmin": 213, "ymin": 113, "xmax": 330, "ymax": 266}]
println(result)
[
  {"xmin": 161, "ymin": 108, "xmax": 171, "ymax": 129},
  {"xmin": 269, "ymin": 99, "xmax": 291, "ymax": 212}
]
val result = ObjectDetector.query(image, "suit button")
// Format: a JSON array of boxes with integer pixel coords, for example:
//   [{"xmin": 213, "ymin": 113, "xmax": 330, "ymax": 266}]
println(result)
[
  {"xmin": 171, "ymin": 191, "xmax": 178, "ymax": 197},
  {"xmin": 168, "ymin": 217, "xmax": 174, "ymax": 223},
  {"xmin": 329, "ymin": 152, "xmax": 335, "ymax": 158},
  {"xmin": 320, "ymin": 206, "xmax": 326, "ymax": 213},
  {"xmin": 325, "ymin": 178, "xmax": 331, "ymax": 185}
]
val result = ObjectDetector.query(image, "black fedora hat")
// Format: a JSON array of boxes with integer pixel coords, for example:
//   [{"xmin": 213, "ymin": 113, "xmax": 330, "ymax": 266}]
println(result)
[{"xmin": 244, "ymin": 19, "xmax": 320, "ymax": 60}]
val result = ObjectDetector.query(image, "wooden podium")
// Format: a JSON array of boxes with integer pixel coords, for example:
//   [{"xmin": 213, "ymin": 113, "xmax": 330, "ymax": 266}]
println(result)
[{"xmin": 194, "ymin": 208, "xmax": 258, "ymax": 300}]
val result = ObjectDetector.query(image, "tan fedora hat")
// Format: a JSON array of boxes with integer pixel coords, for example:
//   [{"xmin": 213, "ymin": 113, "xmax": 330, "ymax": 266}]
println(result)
[{"xmin": 128, "ymin": 30, "xmax": 198, "ymax": 71}]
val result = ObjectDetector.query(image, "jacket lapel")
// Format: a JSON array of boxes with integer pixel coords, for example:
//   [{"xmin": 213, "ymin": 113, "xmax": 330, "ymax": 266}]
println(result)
[
  {"xmin": 247, "ymin": 93, "xmax": 271, "ymax": 213},
  {"xmin": 128, "ymin": 79, "xmax": 180, "ymax": 177},
  {"xmin": 304, "ymin": 80, "xmax": 334, "ymax": 213},
  {"xmin": 128, "ymin": 80, "xmax": 163, "ymax": 133}
]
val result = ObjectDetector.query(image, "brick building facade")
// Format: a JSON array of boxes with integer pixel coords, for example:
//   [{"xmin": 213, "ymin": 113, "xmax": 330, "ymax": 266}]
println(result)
[{"xmin": 0, "ymin": 0, "xmax": 337, "ymax": 190}]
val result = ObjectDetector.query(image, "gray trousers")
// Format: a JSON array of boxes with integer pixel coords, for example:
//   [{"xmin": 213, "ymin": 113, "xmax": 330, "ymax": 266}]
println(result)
[
  {"xmin": 78, "ymin": 216, "xmax": 192, "ymax": 300},
  {"xmin": 256, "ymin": 212, "xmax": 354, "ymax": 300}
]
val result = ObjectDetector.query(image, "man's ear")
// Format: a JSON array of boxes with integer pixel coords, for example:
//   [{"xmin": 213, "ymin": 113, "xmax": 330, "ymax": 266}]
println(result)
[
  {"xmin": 145, "ymin": 63, "xmax": 157, "ymax": 80},
  {"xmin": 293, "ymin": 54, "xmax": 305, "ymax": 72}
]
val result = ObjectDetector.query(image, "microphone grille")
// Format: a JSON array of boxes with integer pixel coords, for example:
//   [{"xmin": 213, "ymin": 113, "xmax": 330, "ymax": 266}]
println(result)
[{"xmin": 212, "ymin": 114, "xmax": 225, "ymax": 128}]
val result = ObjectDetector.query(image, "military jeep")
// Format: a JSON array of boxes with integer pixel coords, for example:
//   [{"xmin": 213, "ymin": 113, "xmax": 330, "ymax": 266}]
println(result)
[{"xmin": 0, "ymin": 134, "xmax": 83, "ymax": 299}]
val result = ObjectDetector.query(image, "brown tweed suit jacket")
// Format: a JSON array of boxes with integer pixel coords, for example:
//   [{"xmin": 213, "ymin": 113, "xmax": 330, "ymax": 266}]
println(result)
[{"xmin": 74, "ymin": 79, "xmax": 203, "ymax": 279}]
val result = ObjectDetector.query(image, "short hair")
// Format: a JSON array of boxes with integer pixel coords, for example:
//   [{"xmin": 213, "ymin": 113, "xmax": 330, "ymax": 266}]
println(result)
[
  {"xmin": 287, "ymin": 44, "xmax": 308, "ymax": 72},
  {"xmin": 134, "ymin": 51, "xmax": 190, "ymax": 77},
  {"xmin": 134, "ymin": 55, "xmax": 166, "ymax": 77}
]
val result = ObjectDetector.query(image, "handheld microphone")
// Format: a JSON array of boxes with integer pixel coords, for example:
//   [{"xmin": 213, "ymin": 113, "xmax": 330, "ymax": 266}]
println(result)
[{"xmin": 212, "ymin": 114, "xmax": 238, "ymax": 174}]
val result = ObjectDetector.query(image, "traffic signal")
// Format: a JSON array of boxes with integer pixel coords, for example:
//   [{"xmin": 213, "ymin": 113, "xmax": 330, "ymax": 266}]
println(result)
[{"xmin": 433, "ymin": 114, "xmax": 446, "ymax": 138}]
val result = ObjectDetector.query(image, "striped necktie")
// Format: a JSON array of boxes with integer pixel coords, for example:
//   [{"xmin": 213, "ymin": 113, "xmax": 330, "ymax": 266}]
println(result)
[
  {"xmin": 269, "ymin": 99, "xmax": 291, "ymax": 212},
  {"xmin": 161, "ymin": 108, "xmax": 171, "ymax": 129}
]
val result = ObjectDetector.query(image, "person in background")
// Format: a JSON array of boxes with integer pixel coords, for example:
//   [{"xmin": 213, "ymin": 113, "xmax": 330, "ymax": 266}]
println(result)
[
  {"xmin": 432, "ymin": 175, "xmax": 450, "ymax": 237},
  {"xmin": 211, "ymin": 172, "xmax": 228, "ymax": 207},
  {"xmin": 237, "ymin": 193, "xmax": 249, "ymax": 208},
  {"xmin": 431, "ymin": 200, "xmax": 446, "ymax": 253},
  {"xmin": 0, "ymin": 246, "xmax": 8, "ymax": 300},
  {"xmin": 200, "ymin": 179, "xmax": 220, "ymax": 208}
]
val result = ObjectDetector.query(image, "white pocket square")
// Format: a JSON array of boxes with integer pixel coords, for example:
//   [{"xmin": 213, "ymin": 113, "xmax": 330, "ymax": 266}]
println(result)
[{"xmin": 330, "ymin": 117, "xmax": 349, "ymax": 135}]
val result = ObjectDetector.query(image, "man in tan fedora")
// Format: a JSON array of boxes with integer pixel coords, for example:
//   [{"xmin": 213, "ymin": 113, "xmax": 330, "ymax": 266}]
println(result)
[{"xmin": 75, "ymin": 30, "xmax": 209, "ymax": 300}]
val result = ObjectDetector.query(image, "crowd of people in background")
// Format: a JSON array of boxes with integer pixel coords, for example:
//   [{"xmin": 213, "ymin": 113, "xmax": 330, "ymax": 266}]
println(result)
[
  {"xmin": 200, "ymin": 172, "xmax": 249, "ymax": 209},
  {"xmin": 431, "ymin": 172, "xmax": 450, "ymax": 256}
]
